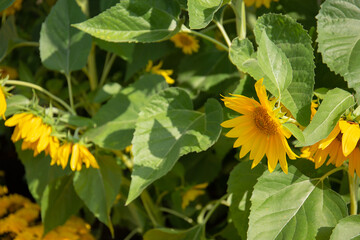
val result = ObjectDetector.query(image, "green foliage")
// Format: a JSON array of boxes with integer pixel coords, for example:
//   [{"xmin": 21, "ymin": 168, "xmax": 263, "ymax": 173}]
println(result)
[
  {"xmin": 143, "ymin": 225, "xmax": 206, "ymax": 240},
  {"xmin": 248, "ymin": 166, "xmax": 348, "ymax": 240},
  {"xmin": 73, "ymin": 0, "xmax": 181, "ymax": 43},
  {"xmin": 188, "ymin": 0, "xmax": 223, "ymax": 29},
  {"xmin": 330, "ymin": 215, "xmax": 360, "ymax": 240},
  {"xmin": 0, "ymin": 0, "xmax": 14, "ymax": 12},
  {"xmin": 317, "ymin": 0, "xmax": 360, "ymax": 102},
  {"xmin": 39, "ymin": 0, "xmax": 92, "ymax": 75},
  {"xmin": 127, "ymin": 88, "xmax": 222, "ymax": 203}
]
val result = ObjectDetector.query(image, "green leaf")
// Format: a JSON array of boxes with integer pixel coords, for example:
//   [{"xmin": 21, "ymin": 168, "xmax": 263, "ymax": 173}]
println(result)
[
  {"xmin": 59, "ymin": 114, "xmax": 95, "ymax": 128},
  {"xmin": 257, "ymin": 31, "xmax": 293, "ymax": 94},
  {"xmin": 144, "ymin": 225, "xmax": 206, "ymax": 240},
  {"xmin": 41, "ymin": 174, "xmax": 83, "ymax": 234},
  {"xmin": 330, "ymin": 215, "xmax": 360, "ymax": 240},
  {"xmin": 178, "ymin": 50, "xmax": 238, "ymax": 91},
  {"xmin": 39, "ymin": 0, "xmax": 92, "ymax": 74},
  {"xmin": 0, "ymin": 16, "xmax": 17, "ymax": 62},
  {"xmin": 227, "ymin": 161, "xmax": 266, "ymax": 240},
  {"xmin": 127, "ymin": 88, "xmax": 223, "ymax": 204},
  {"xmin": 94, "ymin": 38, "xmax": 134, "ymax": 62},
  {"xmin": 73, "ymin": 157, "xmax": 122, "ymax": 236},
  {"xmin": 5, "ymin": 95, "xmax": 30, "ymax": 117},
  {"xmin": 248, "ymin": 166, "xmax": 348, "ymax": 240},
  {"xmin": 15, "ymin": 142, "xmax": 69, "ymax": 203},
  {"xmin": 282, "ymin": 123, "xmax": 304, "ymax": 142},
  {"xmin": 297, "ymin": 88, "xmax": 354, "ymax": 147},
  {"xmin": 188, "ymin": 0, "xmax": 222, "ymax": 29},
  {"xmin": 93, "ymin": 82, "xmax": 122, "ymax": 103},
  {"xmin": 255, "ymin": 14, "xmax": 315, "ymax": 126},
  {"xmin": 73, "ymin": 0, "xmax": 181, "ymax": 43},
  {"xmin": 317, "ymin": 0, "xmax": 360, "ymax": 101},
  {"xmin": 83, "ymin": 75, "xmax": 168, "ymax": 150},
  {"xmin": 0, "ymin": 0, "xmax": 15, "ymax": 12}
]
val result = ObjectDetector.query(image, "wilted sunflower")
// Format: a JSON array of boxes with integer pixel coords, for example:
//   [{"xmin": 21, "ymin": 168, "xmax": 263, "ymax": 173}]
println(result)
[
  {"xmin": 244, "ymin": 0, "xmax": 279, "ymax": 8},
  {"xmin": 301, "ymin": 120, "xmax": 360, "ymax": 176},
  {"xmin": 5, "ymin": 112, "xmax": 59, "ymax": 158},
  {"xmin": 170, "ymin": 33, "xmax": 200, "ymax": 55},
  {"xmin": 50, "ymin": 142, "xmax": 99, "ymax": 171},
  {"xmin": 221, "ymin": 78, "xmax": 297, "ymax": 174},
  {"xmin": 145, "ymin": 60, "xmax": 175, "ymax": 84}
]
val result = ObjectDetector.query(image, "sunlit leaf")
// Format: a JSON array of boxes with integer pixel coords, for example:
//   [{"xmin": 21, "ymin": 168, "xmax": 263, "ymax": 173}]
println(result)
[
  {"xmin": 330, "ymin": 215, "xmax": 360, "ymax": 240},
  {"xmin": 127, "ymin": 88, "xmax": 222, "ymax": 204},
  {"xmin": 39, "ymin": 0, "xmax": 92, "ymax": 74},
  {"xmin": 188, "ymin": 0, "xmax": 222, "ymax": 29}
]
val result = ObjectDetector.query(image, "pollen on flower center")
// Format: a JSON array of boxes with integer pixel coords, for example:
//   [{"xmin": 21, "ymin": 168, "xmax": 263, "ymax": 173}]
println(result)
[
  {"xmin": 179, "ymin": 35, "xmax": 193, "ymax": 46},
  {"xmin": 253, "ymin": 107, "xmax": 278, "ymax": 135}
]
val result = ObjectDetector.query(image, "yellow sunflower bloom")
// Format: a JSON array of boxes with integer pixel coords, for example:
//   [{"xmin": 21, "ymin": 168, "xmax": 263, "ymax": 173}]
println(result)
[
  {"xmin": 0, "ymin": 66, "xmax": 18, "ymax": 79},
  {"xmin": 51, "ymin": 142, "xmax": 99, "ymax": 171},
  {"xmin": 301, "ymin": 120, "xmax": 360, "ymax": 177},
  {"xmin": 170, "ymin": 33, "xmax": 200, "ymax": 55},
  {"xmin": 244, "ymin": 0, "xmax": 279, "ymax": 8},
  {"xmin": 0, "ymin": 0, "xmax": 23, "ymax": 16},
  {"xmin": 221, "ymin": 78, "xmax": 297, "ymax": 174},
  {"xmin": 145, "ymin": 60, "xmax": 175, "ymax": 84},
  {"xmin": 0, "ymin": 86, "xmax": 7, "ymax": 120},
  {"xmin": 181, "ymin": 183, "xmax": 208, "ymax": 209},
  {"xmin": 5, "ymin": 112, "xmax": 59, "ymax": 158}
]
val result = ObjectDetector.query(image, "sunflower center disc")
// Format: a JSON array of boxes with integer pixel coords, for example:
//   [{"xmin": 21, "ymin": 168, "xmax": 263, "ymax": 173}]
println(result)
[
  {"xmin": 179, "ymin": 35, "xmax": 192, "ymax": 46},
  {"xmin": 253, "ymin": 107, "xmax": 278, "ymax": 135}
]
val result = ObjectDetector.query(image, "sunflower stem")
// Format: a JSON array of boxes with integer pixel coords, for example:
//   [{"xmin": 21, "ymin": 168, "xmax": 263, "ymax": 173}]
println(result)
[
  {"xmin": 99, "ymin": 53, "xmax": 117, "ymax": 87},
  {"xmin": 65, "ymin": 73, "xmax": 75, "ymax": 112},
  {"xmin": 213, "ymin": 20, "xmax": 232, "ymax": 47},
  {"xmin": 198, "ymin": 193, "xmax": 229, "ymax": 225},
  {"xmin": 4, "ymin": 80, "xmax": 76, "ymax": 115},
  {"xmin": 87, "ymin": 43, "xmax": 98, "ymax": 91},
  {"xmin": 348, "ymin": 173, "xmax": 359, "ymax": 215},
  {"xmin": 183, "ymin": 29, "xmax": 229, "ymax": 52},
  {"xmin": 230, "ymin": 0, "xmax": 246, "ymax": 40},
  {"xmin": 318, "ymin": 166, "xmax": 346, "ymax": 182}
]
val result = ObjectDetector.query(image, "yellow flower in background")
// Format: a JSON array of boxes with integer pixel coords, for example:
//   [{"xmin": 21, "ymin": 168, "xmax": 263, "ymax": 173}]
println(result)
[
  {"xmin": 0, "ymin": 0, "xmax": 22, "ymax": 16},
  {"xmin": 0, "ymin": 86, "xmax": 7, "ymax": 120},
  {"xmin": 146, "ymin": 60, "xmax": 175, "ymax": 84},
  {"xmin": 0, "ymin": 66, "xmax": 18, "ymax": 79},
  {"xmin": 5, "ymin": 112, "xmax": 58, "ymax": 158},
  {"xmin": 0, "ymin": 185, "xmax": 8, "ymax": 196},
  {"xmin": 51, "ymin": 142, "xmax": 99, "ymax": 171},
  {"xmin": 181, "ymin": 183, "xmax": 208, "ymax": 209},
  {"xmin": 244, "ymin": 0, "xmax": 279, "ymax": 8},
  {"xmin": 170, "ymin": 33, "xmax": 200, "ymax": 55},
  {"xmin": 301, "ymin": 120, "xmax": 360, "ymax": 176},
  {"xmin": 221, "ymin": 78, "xmax": 297, "ymax": 174}
]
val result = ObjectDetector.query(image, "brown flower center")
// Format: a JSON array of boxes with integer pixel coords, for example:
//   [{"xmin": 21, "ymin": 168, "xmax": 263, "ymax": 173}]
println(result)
[
  {"xmin": 179, "ymin": 35, "xmax": 192, "ymax": 46},
  {"xmin": 253, "ymin": 107, "xmax": 278, "ymax": 135}
]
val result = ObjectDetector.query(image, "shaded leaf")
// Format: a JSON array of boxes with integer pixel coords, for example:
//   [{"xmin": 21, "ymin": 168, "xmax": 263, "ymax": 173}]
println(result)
[
  {"xmin": 127, "ymin": 88, "xmax": 222, "ymax": 204},
  {"xmin": 94, "ymin": 38, "xmax": 134, "ymax": 62},
  {"xmin": 144, "ymin": 225, "xmax": 206, "ymax": 240},
  {"xmin": 0, "ymin": 0, "xmax": 15, "ymax": 12},
  {"xmin": 330, "ymin": 215, "xmax": 360, "ymax": 240}
]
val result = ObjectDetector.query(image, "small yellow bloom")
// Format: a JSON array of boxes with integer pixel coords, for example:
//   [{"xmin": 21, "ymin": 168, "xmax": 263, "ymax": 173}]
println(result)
[
  {"xmin": 0, "ymin": 0, "xmax": 23, "ymax": 16},
  {"xmin": 0, "ymin": 185, "xmax": 8, "ymax": 196},
  {"xmin": 181, "ymin": 183, "xmax": 208, "ymax": 209},
  {"xmin": 221, "ymin": 78, "xmax": 297, "ymax": 174},
  {"xmin": 170, "ymin": 33, "xmax": 200, "ymax": 55},
  {"xmin": 0, "ymin": 66, "xmax": 18, "ymax": 79},
  {"xmin": 244, "ymin": 0, "xmax": 279, "ymax": 8},
  {"xmin": 301, "ymin": 120, "xmax": 360, "ymax": 177},
  {"xmin": 0, "ymin": 86, "xmax": 7, "ymax": 120},
  {"xmin": 145, "ymin": 60, "xmax": 175, "ymax": 84},
  {"xmin": 51, "ymin": 142, "xmax": 99, "ymax": 171}
]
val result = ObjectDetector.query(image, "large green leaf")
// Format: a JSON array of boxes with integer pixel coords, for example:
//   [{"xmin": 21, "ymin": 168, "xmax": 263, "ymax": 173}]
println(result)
[
  {"xmin": 127, "ymin": 88, "xmax": 223, "ymax": 204},
  {"xmin": 317, "ymin": 0, "xmax": 360, "ymax": 102},
  {"xmin": 94, "ymin": 38, "xmax": 134, "ymax": 62},
  {"xmin": 178, "ymin": 50, "xmax": 238, "ymax": 91},
  {"xmin": 39, "ymin": 0, "xmax": 92, "ymax": 74},
  {"xmin": 227, "ymin": 161, "xmax": 266, "ymax": 240},
  {"xmin": 330, "ymin": 215, "xmax": 360, "ymax": 240},
  {"xmin": 297, "ymin": 88, "xmax": 354, "ymax": 147},
  {"xmin": 0, "ymin": 0, "xmax": 14, "ymax": 12},
  {"xmin": 188, "ymin": 0, "xmax": 222, "ymax": 29},
  {"xmin": 257, "ymin": 31, "xmax": 293, "ymax": 95},
  {"xmin": 41, "ymin": 174, "xmax": 83, "ymax": 234},
  {"xmin": 144, "ymin": 225, "xmax": 206, "ymax": 240},
  {"xmin": 73, "ymin": 157, "xmax": 122, "ymax": 235},
  {"xmin": 83, "ymin": 75, "xmax": 168, "ymax": 150},
  {"xmin": 73, "ymin": 0, "xmax": 181, "ymax": 43},
  {"xmin": 255, "ymin": 14, "xmax": 315, "ymax": 126},
  {"xmin": 248, "ymin": 166, "xmax": 348, "ymax": 240},
  {"xmin": 15, "ymin": 143, "xmax": 69, "ymax": 203},
  {"xmin": 0, "ymin": 16, "xmax": 17, "ymax": 62}
]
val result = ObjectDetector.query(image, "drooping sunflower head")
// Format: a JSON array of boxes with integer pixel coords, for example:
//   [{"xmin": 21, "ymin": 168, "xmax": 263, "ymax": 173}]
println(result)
[
  {"xmin": 221, "ymin": 78, "xmax": 297, "ymax": 174},
  {"xmin": 244, "ymin": 0, "xmax": 279, "ymax": 8},
  {"xmin": 170, "ymin": 33, "xmax": 200, "ymax": 55}
]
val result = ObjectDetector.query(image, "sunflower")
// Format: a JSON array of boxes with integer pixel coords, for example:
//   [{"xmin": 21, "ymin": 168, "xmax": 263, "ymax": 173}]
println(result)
[
  {"xmin": 170, "ymin": 33, "xmax": 200, "ymax": 55},
  {"xmin": 0, "ymin": 66, "xmax": 18, "ymax": 79},
  {"xmin": 181, "ymin": 183, "xmax": 208, "ymax": 209},
  {"xmin": 0, "ymin": 0, "xmax": 23, "ymax": 16},
  {"xmin": 221, "ymin": 78, "xmax": 297, "ymax": 174},
  {"xmin": 145, "ymin": 60, "xmax": 175, "ymax": 84},
  {"xmin": 5, "ymin": 112, "xmax": 59, "ymax": 158},
  {"xmin": 300, "ymin": 120, "xmax": 360, "ymax": 176},
  {"xmin": 0, "ymin": 86, "xmax": 7, "ymax": 120},
  {"xmin": 50, "ymin": 142, "xmax": 99, "ymax": 171},
  {"xmin": 244, "ymin": 0, "xmax": 279, "ymax": 8}
]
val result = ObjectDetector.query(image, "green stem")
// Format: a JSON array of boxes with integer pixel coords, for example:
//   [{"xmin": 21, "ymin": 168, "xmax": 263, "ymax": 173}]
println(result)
[
  {"xmin": 99, "ymin": 53, "xmax": 117, "ymax": 87},
  {"xmin": 319, "ymin": 166, "xmax": 346, "ymax": 182},
  {"xmin": 159, "ymin": 207, "xmax": 195, "ymax": 225},
  {"xmin": 140, "ymin": 191, "xmax": 164, "ymax": 227},
  {"xmin": 198, "ymin": 194, "xmax": 229, "ymax": 224},
  {"xmin": 183, "ymin": 29, "xmax": 229, "ymax": 52},
  {"xmin": 13, "ymin": 41, "xmax": 39, "ymax": 48},
  {"xmin": 230, "ymin": 0, "xmax": 246, "ymax": 40},
  {"xmin": 200, "ymin": 18, "xmax": 236, "ymax": 33},
  {"xmin": 348, "ymin": 173, "xmax": 359, "ymax": 215},
  {"xmin": 5, "ymin": 80, "xmax": 75, "ymax": 115},
  {"xmin": 65, "ymin": 73, "xmax": 75, "ymax": 112},
  {"xmin": 87, "ymin": 43, "xmax": 98, "ymax": 91},
  {"xmin": 213, "ymin": 20, "xmax": 232, "ymax": 47}
]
